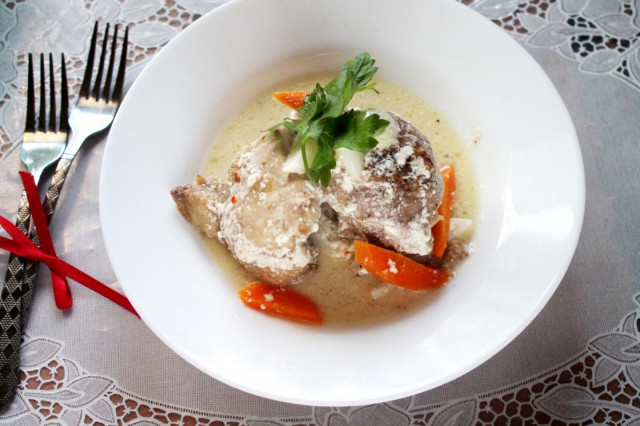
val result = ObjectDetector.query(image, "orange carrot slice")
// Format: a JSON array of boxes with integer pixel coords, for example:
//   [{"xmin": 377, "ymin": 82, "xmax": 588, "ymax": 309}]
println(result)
[
  {"xmin": 431, "ymin": 165, "xmax": 456, "ymax": 258},
  {"xmin": 272, "ymin": 91, "xmax": 310, "ymax": 109},
  {"xmin": 354, "ymin": 240, "xmax": 452, "ymax": 290},
  {"xmin": 238, "ymin": 282, "xmax": 323, "ymax": 325}
]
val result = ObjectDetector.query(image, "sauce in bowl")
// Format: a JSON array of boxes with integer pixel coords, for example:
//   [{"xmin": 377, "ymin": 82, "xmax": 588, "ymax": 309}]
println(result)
[{"xmin": 200, "ymin": 76, "xmax": 478, "ymax": 325}]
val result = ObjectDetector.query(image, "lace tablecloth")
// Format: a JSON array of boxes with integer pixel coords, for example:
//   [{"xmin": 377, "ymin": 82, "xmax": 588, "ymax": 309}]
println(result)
[{"xmin": 1, "ymin": 0, "xmax": 639, "ymax": 424}]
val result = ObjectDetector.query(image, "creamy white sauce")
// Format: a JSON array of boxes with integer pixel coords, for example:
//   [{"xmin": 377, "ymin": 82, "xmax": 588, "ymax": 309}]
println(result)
[{"xmin": 202, "ymin": 75, "xmax": 478, "ymax": 326}]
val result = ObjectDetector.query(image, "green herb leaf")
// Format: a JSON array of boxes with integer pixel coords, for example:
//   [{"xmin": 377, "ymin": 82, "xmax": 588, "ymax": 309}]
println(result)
[
  {"xmin": 311, "ymin": 137, "xmax": 336, "ymax": 187},
  {"xmin": 342, "ymin": 52, "xmax": 380, "ymax": 93},
  {"xmin": 333, "ymin": 110, "xmax": 389, "ymax": 153},
  {"xmin": 273, "ymin": 53, "xmax": 389, "ymax": 186},
  {"xmin": 298, "ymin": 84, "xmax": 328, "ymax": 122}
]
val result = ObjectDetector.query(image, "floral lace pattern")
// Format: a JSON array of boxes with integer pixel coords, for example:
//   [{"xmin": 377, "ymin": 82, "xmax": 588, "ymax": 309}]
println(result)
[
  {"xmin": 1, "ymin": 0, "xmax": 639, "ymax": 424},
  {"xmin": 2, "ymin": 294, "xmax": 640, "ymax": 425},
  {"xmin": 0, "ymin": 335, "xmax": 246, "ymax": 426},
  {"xmin": 469, "ymin": 0, "xmax": 640, "ymax": 90}
]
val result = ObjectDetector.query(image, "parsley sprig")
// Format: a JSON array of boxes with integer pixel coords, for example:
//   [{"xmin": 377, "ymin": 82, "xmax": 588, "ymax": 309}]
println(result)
[{"xmin": 275, "ymin": 53, "xmax": 389, "ymax": 186}]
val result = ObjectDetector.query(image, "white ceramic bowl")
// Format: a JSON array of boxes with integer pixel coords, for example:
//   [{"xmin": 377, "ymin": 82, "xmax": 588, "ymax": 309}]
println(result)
[{"xmin": 100, "ymin": 0, "xmax": 584, "ymax": 406}]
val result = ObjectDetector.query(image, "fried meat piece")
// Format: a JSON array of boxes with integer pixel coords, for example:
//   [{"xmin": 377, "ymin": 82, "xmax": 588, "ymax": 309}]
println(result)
[
  {"xmin": 171, "ymin": 129, "xmax": 321, "ymax": 285},
  {"xmin": 323, "ymin": 110, "xmax": 443, "ymax": 255},
  {"xmin": 173, "ymin": 109, "xmax": 444, "ymax": 285},
  {"xmin": 171, "ymin": 175, "xmax": 230, "ymax": 239}
]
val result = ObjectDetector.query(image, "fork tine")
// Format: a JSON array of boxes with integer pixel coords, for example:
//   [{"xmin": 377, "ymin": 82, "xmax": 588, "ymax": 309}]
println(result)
[
  {"xmin": 59, "ymin": 53, "xmax": 69, "ymax": 133},
  {"xmin": 92, "ymin": 23, "xmax": 110, "ymax": 100},
  {"xmin": 48, "ymin": 53, "xmax": 56, "ymax": 133},
  {"xmin": 111, "ymin": 26, "xmax": 128, "ymax": 103},
  {"xmin": 25, "ymin": 54, "xmax": 35, "ymax": 132},
  {"xmin": 103, "ymin": 24, "xmax": 118, "ymax": 102},
  {"xmin": 38, "ymin": 53, "xmax": 46, "ymax": 132},
  {"xmin": 80, "ymin": 22, "xmax": 98, "ymax": 98}
]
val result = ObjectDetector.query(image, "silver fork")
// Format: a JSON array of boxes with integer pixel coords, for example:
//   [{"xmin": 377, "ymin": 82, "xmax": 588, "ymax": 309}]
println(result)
[
  {"xmin": 0, "ymin": 22, "xmax": 128, "ymax": 410},
  {"xmin": 0, "ymin": 53, "xmax": 69, "ymax": 409},
  {"xmin": 21, "ymin": 22, "xmax": 129, "ymax": 312},
  {"xmin": 55, "ymin": 22, "xmax": 129, "ymax": 184},
  {"xmin": 21, "ymin": 53, "xmax": 69, "ymax": 185}
]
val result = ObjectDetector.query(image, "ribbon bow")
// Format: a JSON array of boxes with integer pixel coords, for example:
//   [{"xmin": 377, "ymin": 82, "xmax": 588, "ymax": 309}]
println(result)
[{"xmin": 0, "ymin": 171, "xmax": 138, "ymax": 317}]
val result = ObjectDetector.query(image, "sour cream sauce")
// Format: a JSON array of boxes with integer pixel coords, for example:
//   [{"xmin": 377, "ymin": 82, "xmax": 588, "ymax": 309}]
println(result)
[{"xmin": 202, "ymin": 76, "xmax": 478, "ymax": 326}]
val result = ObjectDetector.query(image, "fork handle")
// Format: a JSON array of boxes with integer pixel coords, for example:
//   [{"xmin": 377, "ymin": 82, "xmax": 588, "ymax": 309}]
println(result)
[
  {"xmin": 20, "ymin": 156, "xmax": 74, "ymax": 319},
  {"xmin": 18, "ymin": 129, "xmax": 89, "ymax": 318},
  {"xmin": 0, "ymin": 155, "xmax": 74, "ymax": 409},
  {"xmin": 0, "ymin": 191, "xmax": 32, "ymax": 408},
  {"xmin": 43, "ymin": 155, "xmax": 74, "ymax": 218}
]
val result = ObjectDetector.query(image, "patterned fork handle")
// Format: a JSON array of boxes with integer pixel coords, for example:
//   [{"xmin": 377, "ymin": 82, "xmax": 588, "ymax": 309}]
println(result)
[
  {"xmin": 0, "ymin": 24, "xmax": 127, "ymax": 409},
  {"xmin": 0, "ymin": 157, "xmax": 71, "ymax": 407},
  {"xmin": 0, "ymin": 192, "xmax": 32, "ymax": 408},
  {"xmin": 20, "ymin": 156, "xmax": 73, "ymax": 323}
]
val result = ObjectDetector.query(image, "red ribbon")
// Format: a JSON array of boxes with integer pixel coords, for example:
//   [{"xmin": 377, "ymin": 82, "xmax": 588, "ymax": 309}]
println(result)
[{"xmin": 0, "ymin": 172, "xmax": 138, "ymax": 317}]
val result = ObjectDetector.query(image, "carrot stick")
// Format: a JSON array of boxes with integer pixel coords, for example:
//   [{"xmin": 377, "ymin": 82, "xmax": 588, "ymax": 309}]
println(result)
[
  {"xmin": 431, "ymin": 165, "xmax": 456, "ymax": 258},
  {"xmin": 354, "ymin": 240, "xmax": 452, "ymax": 290},
  {"xmin": 238, "ymin": 282, "xmax": 323, "ymax": 325},
  {"xmin": 272, "ymin": 91, "xmax": 310, "ymax": 109}
]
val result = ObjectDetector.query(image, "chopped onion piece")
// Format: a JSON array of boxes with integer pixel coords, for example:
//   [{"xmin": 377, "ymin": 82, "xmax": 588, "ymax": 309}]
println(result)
[
  {"xmin": 449, "ymin": 218, "xmax": 473, "ymax": 240},
  {"xmin": 282, "ymin": 138, "xmax": 318, "ymax": 174},
  {"xmin": 335, "ymin": 148, "xmax": 365, "ymax": 179}
]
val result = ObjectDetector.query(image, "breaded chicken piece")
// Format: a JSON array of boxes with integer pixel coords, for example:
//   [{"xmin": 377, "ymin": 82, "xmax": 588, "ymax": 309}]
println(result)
[
  {"xmin": 171, "ymin": 175, "xmax": 230, "ymax": 239},
  {"xmin": 171, "ymin": 128, "xmax": 322, "ymax": 285},
  {"xmin": 323, "ymin": 110, "xmax": 443, "ymax": 255}
]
